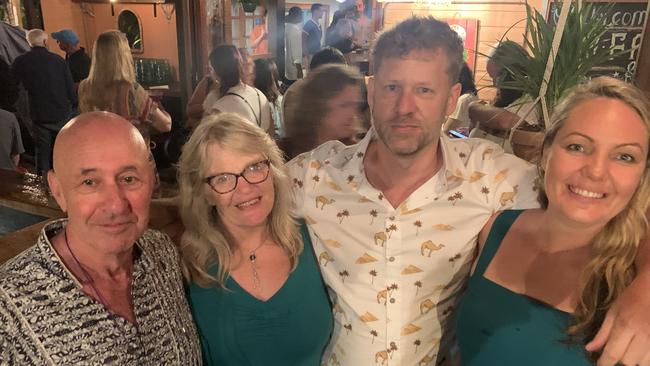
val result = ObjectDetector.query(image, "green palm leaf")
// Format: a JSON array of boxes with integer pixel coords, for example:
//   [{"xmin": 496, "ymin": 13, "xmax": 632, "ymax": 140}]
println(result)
[{"xmin": 493, "ymin": 1, "xmax": 618, "ymax": 128}]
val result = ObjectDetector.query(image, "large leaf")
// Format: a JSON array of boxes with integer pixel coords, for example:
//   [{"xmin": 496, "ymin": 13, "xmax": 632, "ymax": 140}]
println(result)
[{"xmin": 492, "ymin": 1, "xmax": 616, "ymax": 128}]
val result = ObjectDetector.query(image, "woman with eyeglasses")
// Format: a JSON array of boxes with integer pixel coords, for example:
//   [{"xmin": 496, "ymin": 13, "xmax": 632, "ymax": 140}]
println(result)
[{"xmin": 178, "ymin": 113, "xmax": 333, "ymax": 365}]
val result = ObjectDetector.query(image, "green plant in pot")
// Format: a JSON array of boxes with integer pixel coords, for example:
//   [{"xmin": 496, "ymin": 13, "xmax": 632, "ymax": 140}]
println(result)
[{"xmin": 492, "ymin": 1, "xmax": 613, "ymax": 161}]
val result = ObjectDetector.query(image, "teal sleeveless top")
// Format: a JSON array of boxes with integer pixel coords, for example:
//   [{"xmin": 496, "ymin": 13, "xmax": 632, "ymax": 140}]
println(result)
[
  {"xmin": 456, "ymin": 210, "xmax": 591, "ymax": 365},
  {"xmin": 187, "ymin": 223, "xmax": 333, "ymax": 366}
]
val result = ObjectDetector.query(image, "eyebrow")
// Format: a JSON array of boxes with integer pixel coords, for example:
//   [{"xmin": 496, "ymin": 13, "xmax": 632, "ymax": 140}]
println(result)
[
  {"xmin": 78, "ymin": 165, "xmax": 140, "ymax": 176},
  {"xmin": 564, "ymin": 132, "xmax": 646, "ymax": 150},
  {"xmin": 209, "ymin": 158, "xmax": 266, "ymax": 176}
]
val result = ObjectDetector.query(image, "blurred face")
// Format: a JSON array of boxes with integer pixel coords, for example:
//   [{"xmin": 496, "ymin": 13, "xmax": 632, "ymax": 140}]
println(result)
[
  {"xmin": 320, "ymin": 84, "xmax": 363, "ymax": 141},
  {"xmin": 356, "ymin": 0, "xmax": 365, "ymax": 14},
  {"xmin": 542, "ymin": 97, "xmax": 649, "ymax": 229},
  {"xmin": 486, "ymin": 59, "xmax": 501, "ymax": 83},
  {"xmin": 204, "ymin": 144, "xmax": 275, "ymax": 233},
  {"xmin": 48, "ymin": 125, "xmax": 153, "ymax": 256},
  {"xmin": 313, "ymin": 7, "xmax": 324, "ymax": 19},
  {"xmin": 56, "ymin": 40, "xmax": 69, "ymax": 53},
  {"xmin": 367, "ymin": 49, "xmax": 460, "ymax": 157}
]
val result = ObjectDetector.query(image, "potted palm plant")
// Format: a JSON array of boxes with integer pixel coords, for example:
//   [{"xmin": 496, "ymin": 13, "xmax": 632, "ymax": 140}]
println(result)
[{"xmin": 492, "ymin": 1, "xmax": 613, "ymax": 161}]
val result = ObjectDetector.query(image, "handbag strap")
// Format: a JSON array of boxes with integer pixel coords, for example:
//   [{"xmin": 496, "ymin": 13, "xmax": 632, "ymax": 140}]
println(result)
[{"xmin": 226, "ymin": 88, "xmax": 261, "ymax": 127}]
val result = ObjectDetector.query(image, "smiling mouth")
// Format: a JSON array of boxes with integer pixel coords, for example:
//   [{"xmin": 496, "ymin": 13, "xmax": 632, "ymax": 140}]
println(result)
[
  {"xmin": 236, "ymin": 197, "xmax": 261, "ymax": 208},
  {"xmin": 568, "ymin": 185, "xmax": 606, "ymax": 199}
]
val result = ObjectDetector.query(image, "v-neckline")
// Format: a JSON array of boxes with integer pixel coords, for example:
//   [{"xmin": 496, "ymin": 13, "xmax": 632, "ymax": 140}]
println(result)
[{"xmin": 227, "ymin": 271, "xmax": 293, "ymax": 304}]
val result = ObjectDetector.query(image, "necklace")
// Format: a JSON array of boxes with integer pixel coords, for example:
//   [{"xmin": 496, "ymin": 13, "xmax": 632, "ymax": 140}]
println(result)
[
  {"xmin": 64, "ymin": 229, "xmax": 131, "ymax": 311},
  {"xmin": 63, "ymin": 229, "xmax": 144, "ymax": 355},
  {"xmin": 248, "ymin": 238, "xmax": 267, "ymax": 290}
]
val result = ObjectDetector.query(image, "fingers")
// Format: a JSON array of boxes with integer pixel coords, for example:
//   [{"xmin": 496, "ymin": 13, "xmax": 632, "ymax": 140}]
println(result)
[
  {"xmin": 596, "ymin": 322, "xmax": 634, "ymax": 366},
  {"xmin": 587, "ymin": 310, "xmax": 615, "ymax": 352},
  {"xmin": 620, "ymin": 334, "xmax": 650, "ymax": 366}
]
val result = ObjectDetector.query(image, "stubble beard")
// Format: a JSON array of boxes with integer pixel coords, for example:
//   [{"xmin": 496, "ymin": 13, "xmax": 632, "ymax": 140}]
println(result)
[{"xmin": 373, "ymin": 112, "xmax": 439, "ymax": 157}]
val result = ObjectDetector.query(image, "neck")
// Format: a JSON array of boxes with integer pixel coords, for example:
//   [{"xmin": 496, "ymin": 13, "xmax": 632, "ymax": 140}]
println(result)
[
  {"xmin": 67, "ymin": 45, "xmax": 80, "ymax": 54},
  {"xmin": 54, "ymin": 228, "xmax": 134, "ymax": 282},
  {"xmin": 315, "ymin": 130, "xmax": 337, "ymax": 147},
  {"xmin": 535, "ymin": 210, "xmax": 600, "ymax": 253},
  {"xmin": 226, "ymin": 223, "xmax": 270, "ymax": 253},
  {"xmin": 365, "ymin": 137, "xmax": 442, "ymax": 191}
]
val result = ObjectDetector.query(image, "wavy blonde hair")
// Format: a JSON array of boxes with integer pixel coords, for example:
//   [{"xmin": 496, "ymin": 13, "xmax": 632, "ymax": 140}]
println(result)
[
  {"xmin": 178, "ymin": 113, "xmax": 303, "ymax": 288},
  {"xmin": 79, "ymin": 30, "xmax": 136, "ymax": 113},
  {"xmin": 537, "ymin": 77, "xmax": 650, "ymax": 353}
]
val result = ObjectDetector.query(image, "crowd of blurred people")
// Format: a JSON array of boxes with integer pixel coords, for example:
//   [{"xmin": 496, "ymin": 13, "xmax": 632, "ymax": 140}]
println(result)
[{"xmin": 1, "ymin": 7, "xmax": 650, "ymax": 366}]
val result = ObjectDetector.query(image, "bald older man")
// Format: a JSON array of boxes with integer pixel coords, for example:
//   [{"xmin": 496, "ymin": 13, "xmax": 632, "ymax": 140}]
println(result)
[{"xmin": 0, "ymin": 112, "xmax": 201, "ymax": 364}]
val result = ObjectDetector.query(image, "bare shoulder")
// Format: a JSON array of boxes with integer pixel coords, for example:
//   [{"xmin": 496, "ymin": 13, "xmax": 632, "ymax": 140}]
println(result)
[
  {"xmin": 478, "ymin": 211, "xmax": 501, "ymax": 253},
  {"xmin": 478, "ymin": 209, "xmax": 541, "ymax": 252}
]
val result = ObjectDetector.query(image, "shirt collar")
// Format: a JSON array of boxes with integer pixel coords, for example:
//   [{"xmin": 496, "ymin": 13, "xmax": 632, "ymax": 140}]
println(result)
[
  {"xmin": 335, "ymin": 128, "xmax": 464, "ymax": 197},
  {"xmin": 35, "ymin": 219, "xmax": 150, "ymax": 286}
]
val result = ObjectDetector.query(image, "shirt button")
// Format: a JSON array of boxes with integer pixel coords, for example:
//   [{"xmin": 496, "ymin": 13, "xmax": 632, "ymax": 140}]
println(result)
[
  {"xmin": 388, "ymin": 256, "xmax": 395, "ymax": 262},
  {"xmin": 390, "ymin": 298, "xmax": 396, "ymax": 304}
]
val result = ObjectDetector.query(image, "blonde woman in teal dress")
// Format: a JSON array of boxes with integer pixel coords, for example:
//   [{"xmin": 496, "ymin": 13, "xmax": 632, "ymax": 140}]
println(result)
[
  {"xmin": 178, "ymin": 113, "xmax": 332, "ymax": 365},
  {"xmin": 457, "ymin": 77, "xmax": 650, "ymax": 365}
]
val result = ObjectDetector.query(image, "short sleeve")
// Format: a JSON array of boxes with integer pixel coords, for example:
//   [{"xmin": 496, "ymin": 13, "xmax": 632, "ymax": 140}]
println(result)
[
  {"xmin": 488, "ymin": 147, "xmax": 540, "ymax": 211},
  {"xmin": 285, "ymin": 152, "xmax": 310, "ymax": 218},
  {"xmin": 289, "ymin": 28, "xmax": 303, "ymax": 64}
]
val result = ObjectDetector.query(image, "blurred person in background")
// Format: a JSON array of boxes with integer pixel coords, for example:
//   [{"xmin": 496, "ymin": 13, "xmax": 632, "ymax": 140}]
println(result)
[
  {"xmin": 11, "ymin": 29, "xmax": 76, "ymax": 176},
  {"xmin": 254, "ymin": 58, "xmax": 284, "ymax": 138},
  {"xmin": 282, "ymin": 46, "xmax": 347, "ymax": 134},
  {"xmin": 203, "ymin": 45, "xmax": 272, "ymax": 134},
  {"xmin": 78, "ymin": 30, "xmax": 171, "ymax": 143},
  {"xmin": 281, "ymin": 64, "xmax": 365, "ymax": 159},
  {"xmin": 51, "ymin": 29, "xmax": 91, "ymax": 90},
  {"xmin": 284, "ymin": 6, "xmax": 304, "ymax": 87}
]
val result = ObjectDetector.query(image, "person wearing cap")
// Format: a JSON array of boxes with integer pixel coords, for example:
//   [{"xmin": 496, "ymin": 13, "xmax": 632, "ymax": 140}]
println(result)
[{"xmin": 52, "ymin": 29, "xmax": 91, "ymax": 88}]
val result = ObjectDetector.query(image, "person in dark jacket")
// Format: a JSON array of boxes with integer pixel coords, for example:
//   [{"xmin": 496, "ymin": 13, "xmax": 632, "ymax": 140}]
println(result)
[
  {"xmin": 52, "ymin": 29, "xmax": 91, "ymax": 89},
  {"xmin": 12, "ymin": 29, "xmax": 76, "ymax": 176}
]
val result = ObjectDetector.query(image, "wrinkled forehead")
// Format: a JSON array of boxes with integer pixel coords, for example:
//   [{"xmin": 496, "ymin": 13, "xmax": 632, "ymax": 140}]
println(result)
[{"xmin": 58, "ymin": 133, "xmax": 151, "ymax": 177}]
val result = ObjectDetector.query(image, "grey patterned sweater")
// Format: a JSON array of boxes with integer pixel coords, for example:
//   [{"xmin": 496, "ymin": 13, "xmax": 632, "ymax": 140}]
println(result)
[{"xmin": 0, "ymin": 220, "xmax": 202, "ymax": 365}]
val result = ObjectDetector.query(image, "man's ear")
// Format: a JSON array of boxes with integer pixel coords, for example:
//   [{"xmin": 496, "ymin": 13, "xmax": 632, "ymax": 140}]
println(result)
[
  {"xmin": 446, "ymin": 82, "xmax": 462, "ymax": 116},
  {"xmin": 47, "ymin": 170, "xmax": 67, "ymax": 213},
  {"xmin": 366, "ymin": 76, "xmax": 375, "ymax": 111}
]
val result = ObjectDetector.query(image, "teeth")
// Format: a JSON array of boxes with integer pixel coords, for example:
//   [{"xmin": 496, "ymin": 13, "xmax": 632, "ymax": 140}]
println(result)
[
  {"xmin": 569, "ymin": 186, "xmax": 605, "ymax": 199},
  {"xmin": 236, "ymin": 198, "xmax": 260, "ymax": 208}
]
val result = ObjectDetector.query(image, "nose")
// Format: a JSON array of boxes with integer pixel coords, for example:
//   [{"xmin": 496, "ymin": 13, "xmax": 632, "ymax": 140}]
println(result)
[
  {"xmin": 584, "ymin": 152, "xmax": 607, "ymax": 181},
  {"xmin": 234, "ymin": 175, "xmax": 256, "ymax": 193},
  {"xmin": 102, "ymin": 183, "xmax": 130, "ymax": 215},
  {"xmin": 396, "ymin": 89, "xmax": 417, "ymax": 116}
]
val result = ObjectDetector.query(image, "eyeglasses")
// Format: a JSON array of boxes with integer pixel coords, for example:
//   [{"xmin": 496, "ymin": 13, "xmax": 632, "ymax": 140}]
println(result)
[{"xmin": 204, "ymin": 159, "xmax": 271, "ymax": 194}]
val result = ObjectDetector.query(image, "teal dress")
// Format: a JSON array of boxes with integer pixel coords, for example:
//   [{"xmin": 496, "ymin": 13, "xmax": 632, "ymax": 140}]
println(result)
[
  {"xmin": 456, "ymin": 210, "xmax": 592, "ymax": 365},
  {"xmin": 187, "ymin": 224, "xmax": 333, "ymax": 366}
]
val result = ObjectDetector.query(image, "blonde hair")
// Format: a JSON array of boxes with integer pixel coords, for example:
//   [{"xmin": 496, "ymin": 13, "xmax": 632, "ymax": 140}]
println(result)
[
  {"xmin": 26, "ymin": 29, "xmax": 47, "ymax": 47},
  {"xmin": 538, "ymin": 77, "xmax": 650, "ymax": 351},
  {"xmin": 178, "ymin": 113, "xmax": 303, "ymax": 288},
  {"xmin": 79, "ymin": 30, "xmax": 136, "ymax": 113}
]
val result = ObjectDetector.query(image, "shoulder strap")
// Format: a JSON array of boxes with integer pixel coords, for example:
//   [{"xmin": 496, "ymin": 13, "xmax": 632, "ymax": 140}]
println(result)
[
  {"xmin": 473, "ymin": 210, "xmax": 525, "ymax": 276},
  {"xmin": 226, "ymin": 89, "xmax": 261, "ymax": 127}
]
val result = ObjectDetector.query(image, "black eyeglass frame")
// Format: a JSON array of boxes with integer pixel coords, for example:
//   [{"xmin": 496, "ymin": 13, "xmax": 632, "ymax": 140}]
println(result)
[{"xmin": 204, "ymin": 159, "xmax": 271, "ymax": 194}]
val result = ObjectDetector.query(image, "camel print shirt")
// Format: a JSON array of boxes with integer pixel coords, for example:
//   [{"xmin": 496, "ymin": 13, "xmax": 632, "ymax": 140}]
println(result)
[{"xmin": 286, "ymin": 129, "xmax": 539, "ymax": 366}]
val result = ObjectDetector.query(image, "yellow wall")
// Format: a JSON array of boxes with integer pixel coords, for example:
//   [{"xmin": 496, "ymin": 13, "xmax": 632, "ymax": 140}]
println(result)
[
  {"xmin": 40, "ymin": 1, "xmax": 180, "ymax": 83},
  {"xmin": 382, "ymin": 0, "xmax": 544, "ymax": 100}
]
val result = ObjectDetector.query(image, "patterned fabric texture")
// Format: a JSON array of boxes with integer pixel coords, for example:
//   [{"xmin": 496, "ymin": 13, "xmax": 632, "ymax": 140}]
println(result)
[
  {"xmin": 287, "ymin": 129, "xmax": 539, "ymax": 366},
  {"xmin": 0, "ymin": 219, "xmax": 202, "ymax": 365}
]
